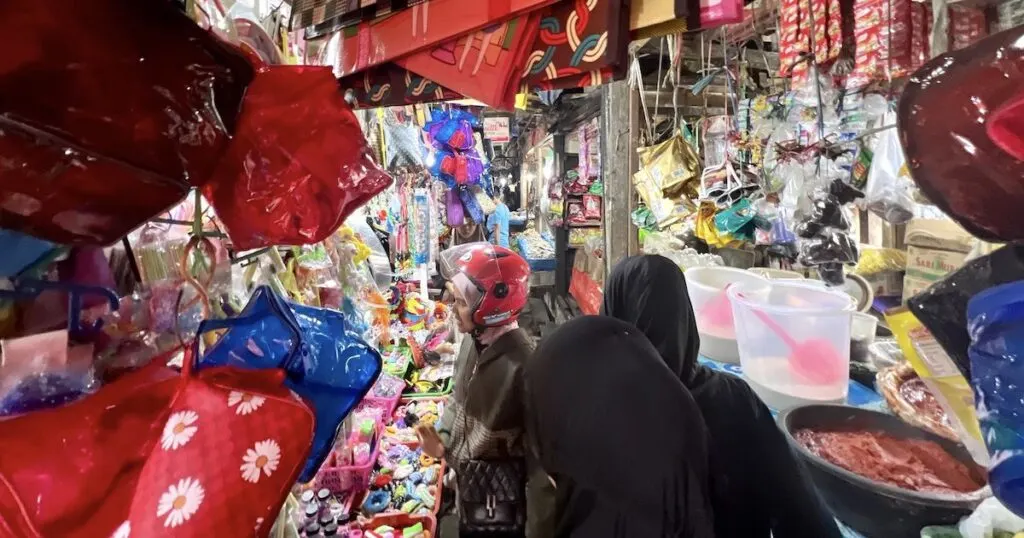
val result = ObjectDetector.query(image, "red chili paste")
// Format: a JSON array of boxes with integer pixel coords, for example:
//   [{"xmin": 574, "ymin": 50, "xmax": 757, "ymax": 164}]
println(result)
[{"xmin": 795, "ymin": 428, "xmax": 983, "ymax": 495}]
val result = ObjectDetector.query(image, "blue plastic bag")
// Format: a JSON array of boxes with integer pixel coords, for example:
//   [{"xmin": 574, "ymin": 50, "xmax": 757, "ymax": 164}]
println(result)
[
  {"xmin": 968, "ymin": 281, "xmax": 1024, "ymax": 517},
  {"xmin": 197, "ymin": 286, "xmax": 382, "ymax": 481}
]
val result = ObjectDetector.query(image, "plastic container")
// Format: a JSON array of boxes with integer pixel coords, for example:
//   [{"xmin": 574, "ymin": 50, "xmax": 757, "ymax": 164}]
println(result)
[
  {"xmin": 316, "ymin": 423, "xmax": 383, "ymax": 495},
  {"xmin": 364, "ymin": 373, "xmax": 406, "ymax": 415},
  {"xmin": 402, "ymin": 377, "xmax": 453, "ymax": 399},
  {"xmin": 850, "ymin": 312, "xmax": 878, "ymax": 365},
  {"xmin": 729, "ymin": 281, "xmax": 854, "ymax": 409},
  {"xmin": 778, "ymin": 405, "xmax": 987, "ymax": 538},
  {"xmin": 684, "ymin": 266, "xmax": 770, "ymax": 363},
  {"xmin": 386, "ymin": 397, "xmax": 447, "ymax": 447},
  {"xmin": 357, "ymin": 513, "xmax": 436, "ymax": 537},
  {"xmin": 748, "ymin": 267, "xmax": 806, "ymax": 280}
]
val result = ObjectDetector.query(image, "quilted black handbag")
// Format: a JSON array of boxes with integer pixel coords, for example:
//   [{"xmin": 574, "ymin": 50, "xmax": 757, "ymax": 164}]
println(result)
[{"xmin": 457, "ymin": 459, "xmax": 526, "ymax": 536}]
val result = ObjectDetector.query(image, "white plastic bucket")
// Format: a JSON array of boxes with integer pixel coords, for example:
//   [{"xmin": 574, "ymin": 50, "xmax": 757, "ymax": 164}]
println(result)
[
  {"xmin": 728, "ymin": 281, "xmax": 854, "ymax": 409},
  {"xmin": 685, "ymin": 267, "xmax": 769, "ymax": 363}
]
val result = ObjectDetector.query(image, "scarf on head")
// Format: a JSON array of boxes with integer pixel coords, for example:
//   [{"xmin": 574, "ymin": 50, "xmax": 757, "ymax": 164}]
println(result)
[
  {"xmin": 602, "ymin": 255, "xmax": 705, "ymax": 388},
  {"xmin": 451, "ymin": 272, "xmax": 519, "ymax": 345}
]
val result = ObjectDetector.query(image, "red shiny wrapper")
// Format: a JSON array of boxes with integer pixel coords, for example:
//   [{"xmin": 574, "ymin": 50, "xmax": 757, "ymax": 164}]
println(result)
[
  {"xmin": 0, "ymin": 0, "xmax": 253, "ymax": 245},
  {"xmin": 900, "ymin": 28, "xmax": 1024, "ymax": 242},
  {"xmin": 203, "ymin": 67, "xmax": 393, "ymax": 250}
]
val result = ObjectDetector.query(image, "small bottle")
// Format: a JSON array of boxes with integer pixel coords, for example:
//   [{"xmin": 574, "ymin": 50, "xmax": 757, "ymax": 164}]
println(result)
[
  {"xmin": 323, "ymin": 523, "xmax": 339, "ymax": 537},
  {"xmin": 304, "ymin": 522, "xmax": 322, "ymax": 537},
  {"xmin": 316, "ymin": 488, "xmax": 332, "ymax": 502},
  {"xmin": 304, "ymin": 504, "xmax": 319, "ymax": 521},
  {"xmin": 318, "ymin": 513, "xmax": 336, "ymax": 527},
  {"xmin": 301, "ymin": 490, "xmax": 316, "ymax": 504}
]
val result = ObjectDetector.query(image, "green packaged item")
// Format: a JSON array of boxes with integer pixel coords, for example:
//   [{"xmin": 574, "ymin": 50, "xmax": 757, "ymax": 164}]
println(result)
[{"xmin": 851, "ymin": 144, "xmax": 873, "ymax": 190}]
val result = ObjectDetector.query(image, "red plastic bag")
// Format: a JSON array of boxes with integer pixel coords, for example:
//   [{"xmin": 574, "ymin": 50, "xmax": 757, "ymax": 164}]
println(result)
[
  {"xmin": 699, "ymin": 0, "xmax": 744, "ymax": 29},
  {"xmin": 0, "ymin": 349, "xmax": 314, "ymax": 538},
  {"xmin": 900, "ymin": 29, "xmax": 1024, "ymax": 242},
  {"xmin": 0, "ymin": 0, "xmax": 254, "ymax": 245},
  {"xmin": 203, "ymin": 67, "xmax": 393, "ymax": 250}
]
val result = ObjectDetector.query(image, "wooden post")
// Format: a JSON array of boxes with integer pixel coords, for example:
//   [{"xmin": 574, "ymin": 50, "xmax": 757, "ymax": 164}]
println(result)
[{"xmin": 601, "ymin": 81, "xmax": 638, "ymax": 275}]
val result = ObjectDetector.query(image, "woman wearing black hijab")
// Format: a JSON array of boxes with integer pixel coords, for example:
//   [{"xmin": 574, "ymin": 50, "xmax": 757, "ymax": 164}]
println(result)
[
  {"xmin": 602, "ymin": 255, "xmax": 842, "ymax": 538},
  {"xmin": 527, "ymin": 316, "xmax": 715, "ymax": 537}
]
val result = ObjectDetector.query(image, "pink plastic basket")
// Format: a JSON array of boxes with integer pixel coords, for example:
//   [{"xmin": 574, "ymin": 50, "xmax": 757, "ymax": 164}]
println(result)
[
  {"xmin": 364, "ymin": 373, "xmax": 405, "ymax": 415},
  {"xmin": 315, "ymin": 424, "xmax": 383, "ymax": 495}
]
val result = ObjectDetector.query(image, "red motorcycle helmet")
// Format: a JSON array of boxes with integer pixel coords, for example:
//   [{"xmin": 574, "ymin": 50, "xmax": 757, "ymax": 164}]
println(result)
[{"xmin": 439, "ymin": 242, "xmax": 530, "ymax": 328}]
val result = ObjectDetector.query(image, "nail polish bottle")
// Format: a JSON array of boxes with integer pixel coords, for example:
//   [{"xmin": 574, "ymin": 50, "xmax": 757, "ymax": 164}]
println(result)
[{"xmin": 317, "ymin": 488, "xmax": 332, "ymax": 502}]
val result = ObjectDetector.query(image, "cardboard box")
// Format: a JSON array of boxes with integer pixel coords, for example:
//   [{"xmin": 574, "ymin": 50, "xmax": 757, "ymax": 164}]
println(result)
[
  {"xmin": 863, "ymin": 271, "xmax": 904, "ymax": 297},
  {"xmin": 904, "ymin": 218, "xmax": 974, "ymax": 253},
  {"xmin": 903, "ymin": 274, "xmax": 937, "ymax": 302},
  {"xmin": 905, "ymin": 245, "xmax": 969, "ymax": 281}
]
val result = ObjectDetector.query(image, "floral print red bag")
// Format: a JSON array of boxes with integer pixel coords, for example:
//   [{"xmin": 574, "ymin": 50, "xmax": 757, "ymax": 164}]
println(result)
[{"xmin": 0, "ymin": 349, "xmax": 314, "ymax": 538}]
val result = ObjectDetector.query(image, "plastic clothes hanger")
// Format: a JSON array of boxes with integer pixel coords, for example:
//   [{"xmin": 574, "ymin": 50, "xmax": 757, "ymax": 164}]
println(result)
[{"xmin": 0, "ymin": 279, "xmax": 119, "ymax": 340}]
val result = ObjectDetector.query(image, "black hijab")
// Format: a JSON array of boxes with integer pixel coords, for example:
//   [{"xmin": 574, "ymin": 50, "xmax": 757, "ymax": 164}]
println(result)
[
  {"xmin": 602, "ymin": 255, "xmax": 705, "ymax": 387},
  {"xmin": 527, "ymin": 316, "xmax": 715, "ymax": 538}
]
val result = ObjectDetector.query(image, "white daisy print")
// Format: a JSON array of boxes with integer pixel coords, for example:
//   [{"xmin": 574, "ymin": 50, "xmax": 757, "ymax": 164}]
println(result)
[
  {"xmin": 156, "ymin": 477, "xmax": 205, "ymax": 528},
  {"xmin": 161, "ymin": 411, "xmax": 198, "ymax": 451},
  {"xmin": 227, "ymin": 391, "xmax": 266, "ymax": 416},
  {"xmin": 111, "ymin": 521, "xmax": 130, "ymax": 538},
  {"xmin": 240, "ymin": 439, "xmax": 282, "ymax": 483}
]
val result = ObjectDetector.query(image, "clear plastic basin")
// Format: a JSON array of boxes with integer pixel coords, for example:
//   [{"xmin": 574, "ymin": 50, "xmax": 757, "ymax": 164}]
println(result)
[
  {"xmin": 728, "ymin": 281, "xmax": 854, "ymax": 409},
  {"xmin": 685, "ymin": 267, "xmax": 769, "ymax": 363}
]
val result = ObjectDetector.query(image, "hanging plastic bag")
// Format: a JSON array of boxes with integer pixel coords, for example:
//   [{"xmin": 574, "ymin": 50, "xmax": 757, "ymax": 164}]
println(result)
[
  {"xmin": 0, "ymin": 344, "xmax": 313, "ymax": 538},
  {"xmin": 198, "ymin": 286, "xmax": 382, "ymax": 481},
  {"xmin": 446, "ymin": 187, "xmax": 466, "ymax": 227},
  {"xmin": 203, "ymin": 66, "xmax": 393, "ymax": 250},
  {"xmin": 695, "ymin": 202, "xmax": 738, "ymax": 248},
  {"xmin": 0, "ymin": 0, "xmax": 254, "ymax": 245},
  {"xmin": 699, "ymin": 0, "xmax": 744, "ymax": 29},
  {"xmin": 424, "ymin": 109, "xmax": 478, "ymax": 151},
  {"xmin": 968, "ymin": 282, "xmax": 1024, "ymax": 517},
  {"xmin": 907, "ymin": 245, "xmax": 1024, "ymax": 381},
  {"xmin": 459, "ymin": 187, "xmax": 486, "ymax": 224},
  {"xmin": 864, "ymin": 113, "xmax": 915, "ymax": 224},
  {"xmin": 900, "ymin": 28, "xmax": 1024, "ymax": 242}
]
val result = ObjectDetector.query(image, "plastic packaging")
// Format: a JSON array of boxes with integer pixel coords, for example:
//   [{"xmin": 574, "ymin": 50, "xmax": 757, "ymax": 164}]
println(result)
[
  {"xmin": 203, "ymin": 66, "xmax": 393, "ymax": 250},
  {"xmin": 0, "ymin": 0, "xmax": 253, "ymax": 244},
  {"xmin": 958, "ymin": 497, "xmax": 1024, "ymax": 538},
  {"xmin": 968, "ymin": 282, "xmax": 1024, "ymax": 517},
  {"xmin": 197, "ymin": 286, "xmax": 383, "ymax": 481},
  {"xmin": 864, "ymin": 113, "xmax": 915, "ymax": 224},
  {"xmin": 900, "ymin": 28, "xmax": 1024, "ymax": 242},
  {"xmin": 908, "ymin": 245, "xmax": 1022, "ymax": 381},
  {"xmin": 886, "ymin": 308, "xmax": 988, "ymax": 465},
  {"xmin": 0, "ymin": 330, "xmax": 97, "ymax": 415},
  {"xmin": 0, "ymin": 231, "xmax": 56, "ymax": 278}
]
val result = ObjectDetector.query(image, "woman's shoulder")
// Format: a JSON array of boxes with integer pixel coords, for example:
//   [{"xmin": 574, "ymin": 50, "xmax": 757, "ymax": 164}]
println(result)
[{"xmin": 694, "ymin": 369, "xmax": 773, "ymax": 427}]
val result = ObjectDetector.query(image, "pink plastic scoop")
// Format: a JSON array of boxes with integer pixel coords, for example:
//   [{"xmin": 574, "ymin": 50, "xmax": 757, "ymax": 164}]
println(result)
[
  {"xmin": 699, "ymin": 285, "xmax": 736, "ymax": 338},
  {"xmin": 749, "ymin": 308, "xmax": 847, "ymax": 385}
]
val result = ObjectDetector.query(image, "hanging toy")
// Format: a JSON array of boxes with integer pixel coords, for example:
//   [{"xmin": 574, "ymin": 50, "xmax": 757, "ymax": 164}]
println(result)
[
  {"xmin": 402, "ymin": 292, "xmax": 428, "ymax": 332},
  {"xmin": 458, "ymin": 187, "xmax": 485, "ymax": 224},
  {"xmin": 424, "ymin": 109, "xmax": 478, "ymax": 151},
  {"xmin": 386, "ymin": 285, "xmax": 404, "ymax": 314}
]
